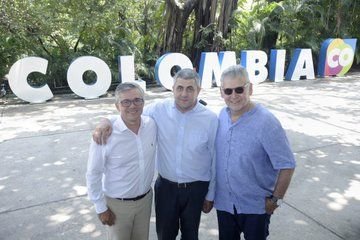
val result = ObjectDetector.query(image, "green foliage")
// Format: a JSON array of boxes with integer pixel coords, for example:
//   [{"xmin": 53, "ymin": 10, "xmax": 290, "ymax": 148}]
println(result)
[
  {"xmin": 228, "ymin": 0, "xmax": 360, "ymax": 65},
  {"xmin": 0, "ymin": 0, "xmax": 163, "ymax": 89},
  {"xmin": 229, "ymin": 1, "xmax": 279, "ymax": 50}
]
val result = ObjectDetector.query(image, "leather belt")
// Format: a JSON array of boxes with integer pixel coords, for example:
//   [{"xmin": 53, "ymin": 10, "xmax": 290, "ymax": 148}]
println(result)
[
  {"xmin": 116, "ymin": 189, "xmax": 150, "ymax": 201},
  {"xmin": 159, "ymin": 175, "xmax": 196, "ymax": 188}
]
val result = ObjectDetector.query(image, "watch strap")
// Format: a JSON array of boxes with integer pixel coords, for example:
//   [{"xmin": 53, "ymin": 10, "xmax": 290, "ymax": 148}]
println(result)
[{"xmin": 270, "ymin": 195, "xmax": 283, "ymax": 206}]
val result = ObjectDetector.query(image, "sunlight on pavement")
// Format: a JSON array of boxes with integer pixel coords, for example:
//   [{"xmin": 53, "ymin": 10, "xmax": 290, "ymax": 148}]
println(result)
[
  {"xmin": 49, "ymin": 213, "xmax": 71, "ymax": 223},
  {"xmin": 73, "ymin": 185, "xmax": 87, "ymax": 195},
  {"xmin": 80, "ymin": 223, "xmax": 96, "ymax": 233},
  {"xmin": 294, "ymin": 219, "xmax": 308, "ymax": 225},
  {"xmin": 344, "ymin": 180, "xmax": 360, "ymax": 200},
  {"xmin": 327, "ymin": 180, "xmax": 360, "ymax": 211}
]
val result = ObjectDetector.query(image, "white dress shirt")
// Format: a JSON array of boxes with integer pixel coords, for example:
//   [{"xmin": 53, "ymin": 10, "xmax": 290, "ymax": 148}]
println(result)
[
  {"xmin": 144, "ymin": 99, "xmax": 218, "ymax": 201},
  {"xmin": 86, "ymin": 115, "xmax": 157, "ymax": 213}
]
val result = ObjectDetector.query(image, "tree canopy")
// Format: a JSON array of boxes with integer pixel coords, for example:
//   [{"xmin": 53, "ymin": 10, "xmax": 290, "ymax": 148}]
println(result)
[{"xmin": 1, "ymin": 0, "xmax": 359, "ymax": 91}]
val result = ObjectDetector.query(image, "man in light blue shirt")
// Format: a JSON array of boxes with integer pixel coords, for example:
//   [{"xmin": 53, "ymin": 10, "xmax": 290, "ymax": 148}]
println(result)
[
  {"xmin": 93, "ymin": 69, "xmax": 218, "ymax": 240},
  {"xmin": 215, "ymin": 65, "xmax": 296, "ymax": 240}
]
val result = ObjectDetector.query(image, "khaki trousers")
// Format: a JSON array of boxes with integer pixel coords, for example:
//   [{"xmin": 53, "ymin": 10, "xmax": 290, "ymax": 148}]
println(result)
[{"xmin": 105, "ymin": 189, "xmax": 153, "ymax": 240}]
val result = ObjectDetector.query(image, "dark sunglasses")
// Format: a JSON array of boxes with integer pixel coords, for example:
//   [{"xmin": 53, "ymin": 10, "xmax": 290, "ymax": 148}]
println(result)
[{"xmin": 222, "ymin": 83, "xmax": 249, "ymax": 95}]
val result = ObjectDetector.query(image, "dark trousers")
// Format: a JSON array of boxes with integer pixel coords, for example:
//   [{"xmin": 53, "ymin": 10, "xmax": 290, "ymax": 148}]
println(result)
[
  {"xmin": 217, "ymin": 207, "xmax": 271, "ymax": 240},
  {"xmin": 155, "ymin": 175, "xmax": 209, "ymax": 240}
]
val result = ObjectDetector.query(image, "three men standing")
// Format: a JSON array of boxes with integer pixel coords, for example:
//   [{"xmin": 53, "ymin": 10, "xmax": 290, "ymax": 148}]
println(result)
[{"xmin": 88, "ymin": 66, "xmax": 296, "ymax": 240}]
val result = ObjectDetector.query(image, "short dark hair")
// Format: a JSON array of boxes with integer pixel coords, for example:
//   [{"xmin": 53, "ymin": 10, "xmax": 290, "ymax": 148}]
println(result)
[{"xmin": 173, "ymin": 68, "xmax": 201, "ymax": 87}]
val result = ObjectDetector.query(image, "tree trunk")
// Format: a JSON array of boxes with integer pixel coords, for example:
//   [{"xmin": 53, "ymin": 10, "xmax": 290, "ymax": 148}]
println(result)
[
  {"xmin": 213, "ymin": 0, "xmax": 238, "ymax": 51},
  {"xmin": 335, "ymin": 1, "xmax": 342, "ymax": 36},
  {"xmin": 191, "ymin": 0, "xmax": 217, "ymax": 68},
  {"xmin": 217, "ymin": 0, "xmax": 238, "ymax": 38},
  {"xmin": 161, "ymin": 0, "xmax": 239, "ymax": 67},
  {"xmin": 262, "ymin": 0, "xmax": 281, "ymax": 52},
  {"xmin": 161, "ymin": 0, "xmax": 199, "ymax": 54}
]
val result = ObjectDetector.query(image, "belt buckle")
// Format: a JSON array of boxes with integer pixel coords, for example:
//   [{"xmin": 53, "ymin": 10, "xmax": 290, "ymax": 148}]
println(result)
[{"xmin": 178, "ymin": 182, "xmax": 187, "ymax": 188}]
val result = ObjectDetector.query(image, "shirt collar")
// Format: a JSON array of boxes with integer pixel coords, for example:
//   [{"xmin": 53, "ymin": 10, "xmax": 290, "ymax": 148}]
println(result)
[
  {"xmin": 225, "ymin": 103, "xmax": 259, "ymax": 122},
  {"xmin": 114, "ymin": 115, "xmax": 144, "ymax": 132},
  {"xmin": 172, "ymin": 99, "xmax": 202, "ymax": 114}
]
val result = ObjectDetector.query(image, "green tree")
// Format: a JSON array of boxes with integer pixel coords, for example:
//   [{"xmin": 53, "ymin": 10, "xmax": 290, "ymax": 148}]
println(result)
[
  {"xmin": 228, "ymin": 0, "xmax": 360, "ymax": 65},
  {"xmin": 0, "ymin": 0, "xmax": 163, "ymax": 89}
]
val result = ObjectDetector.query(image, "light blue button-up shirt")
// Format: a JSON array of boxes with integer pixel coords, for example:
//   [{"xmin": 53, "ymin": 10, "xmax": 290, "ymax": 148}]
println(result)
[
  {"xmin": 144, "ymin": 98, "xmax": 218, "ymax": 200},
  {"xmin": 214, "ymin": 104, "xmax": 296, "ymax": 214}
]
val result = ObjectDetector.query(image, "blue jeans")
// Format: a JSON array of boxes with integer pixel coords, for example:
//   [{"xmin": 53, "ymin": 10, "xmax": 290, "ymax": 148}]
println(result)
[
  {"xmin": 217, "ymin": 207, "xmax": 271, "ymax": 240},
  {"xmin": 155, "ymin": 175, "xmax": 209, "ymax": 240}
]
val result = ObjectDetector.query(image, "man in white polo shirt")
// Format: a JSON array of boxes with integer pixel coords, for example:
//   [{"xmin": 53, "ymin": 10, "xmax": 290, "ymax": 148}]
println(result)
[{"xmin": 86, "ymin": 82, "xmax": 157, "ymax": 240}]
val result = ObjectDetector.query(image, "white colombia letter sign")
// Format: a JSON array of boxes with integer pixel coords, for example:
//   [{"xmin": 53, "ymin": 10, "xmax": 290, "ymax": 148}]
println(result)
[
  {"xmin": 118, "ymin": 55, "xmax": 146, "ymax": 91},
  {"xmin": 67, "ymin": 56, "xmax": 111, "ymax": 99},
  {"xmin": 285, "ymin": 49, "xmax": 315, "ymax": 80},
  {"xmin": 8, "ymin": 57, "xmax": 53, "ymax": 103},
  {"xmin": 155, "ymin": 53, "xmax": 193, "ymax": 90},
  {"xmin": 198, "ymin": 51, "xmax": 236, "ymax": 88},
  {"xmin": 240, "ymin": 50, "xmax": 268, "ymax": 84},
  {"xmin": 269, "ymin": 49, "xmax": 286, "ymax": 82},
  {"xmin": 118, "ymin": 55, "xmax": 135, "ymax": 82}
]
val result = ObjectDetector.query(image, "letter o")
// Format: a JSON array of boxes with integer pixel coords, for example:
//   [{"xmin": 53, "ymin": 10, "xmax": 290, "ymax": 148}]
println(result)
[
  {"xmin": 155, "ymin": 53, "xmax": 193, "ymax": 90},
  {"xmin": 67, "ymin": 56, "xmax": 111, "ymax": 99}
]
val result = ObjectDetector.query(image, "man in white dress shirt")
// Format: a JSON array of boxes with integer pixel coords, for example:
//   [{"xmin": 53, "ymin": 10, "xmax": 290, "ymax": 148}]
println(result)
[
  {"xmin": 86, "ymin": 82, "xmax": 157, "ymax": 240},
  {"xmin": 93, "ymin": 69, "xmax": 218, "ymax": 240}
]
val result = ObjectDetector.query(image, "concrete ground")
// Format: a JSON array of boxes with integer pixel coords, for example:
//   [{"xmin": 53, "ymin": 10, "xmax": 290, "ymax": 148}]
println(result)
[{"xmin": 0, "ymin": 73, "xmax": 359, "ymax": 240}]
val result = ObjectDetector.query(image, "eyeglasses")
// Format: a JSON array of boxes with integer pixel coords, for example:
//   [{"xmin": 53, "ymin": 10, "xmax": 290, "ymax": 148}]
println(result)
[
  {"xmin": 222, "ymin": 83, "xmax": 249, "ymax": 95},
  {"xmin": 120, "ymin": 98, "xmax": 144, "ymax": 107}
]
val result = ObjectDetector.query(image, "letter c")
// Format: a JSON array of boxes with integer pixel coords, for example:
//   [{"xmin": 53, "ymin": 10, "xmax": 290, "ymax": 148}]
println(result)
[{"xmin": 8, "ymin": 57, "xmax": 53, "ymax": 103}]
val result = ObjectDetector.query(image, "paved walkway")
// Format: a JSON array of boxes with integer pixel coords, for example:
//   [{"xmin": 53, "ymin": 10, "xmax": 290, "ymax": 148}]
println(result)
[{"xmin": 1, "ymin": 73, "xmax": 359, "ymax": 239}]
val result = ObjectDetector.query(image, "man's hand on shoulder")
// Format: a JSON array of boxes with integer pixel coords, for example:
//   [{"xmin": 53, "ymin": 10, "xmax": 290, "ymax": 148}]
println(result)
[
  {"xmin": 93, "ymin": 118, "xmax": 112, "ymax": 144},
  {"xmin": 98, "ymin": 208, "xmax": 116, "ymax": 226}
]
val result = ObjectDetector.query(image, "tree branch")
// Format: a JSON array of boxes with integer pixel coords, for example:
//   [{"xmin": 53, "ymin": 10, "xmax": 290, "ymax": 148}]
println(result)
[
  {"xmin": 74, "ymin": 23, "xmax": 87, "ymax": 52},
  {"xmin": 36, "ymin": 36, "xmax": 52, "ymax": 57}
]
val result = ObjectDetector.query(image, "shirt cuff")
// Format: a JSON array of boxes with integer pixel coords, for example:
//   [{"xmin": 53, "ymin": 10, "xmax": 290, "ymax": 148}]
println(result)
[
  {"xmin": 94, "ymin": 200, "xmax": 108, "ymax": 214},
  {"xmin": 205, "ymin": 189, "xmax": 215, "ymax": 201}
]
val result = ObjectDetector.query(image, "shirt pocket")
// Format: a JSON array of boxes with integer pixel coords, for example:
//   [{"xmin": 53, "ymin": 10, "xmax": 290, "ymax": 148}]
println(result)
[{"xmin": 187, "ymin": 130, "xmax": 208, "ymax": 152}]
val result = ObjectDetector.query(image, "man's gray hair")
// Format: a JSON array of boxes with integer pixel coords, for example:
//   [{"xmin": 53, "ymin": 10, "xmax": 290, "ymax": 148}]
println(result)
[
  {"xmin": 220, "ymin": 65, "xmax": 250, "ymax": 84},
  {"xmin": 115, "ymin": 82, "xmax": 145, "ymax": 104},
  {"xmin": 173, "ymin": 68, "xmax": 201, "ymax": 87}
]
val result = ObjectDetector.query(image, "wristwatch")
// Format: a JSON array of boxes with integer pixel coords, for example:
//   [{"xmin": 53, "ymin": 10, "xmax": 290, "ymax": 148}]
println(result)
[{"xmin": 269, "ymin": 195, "xmax": 283, "ymax": 207}]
